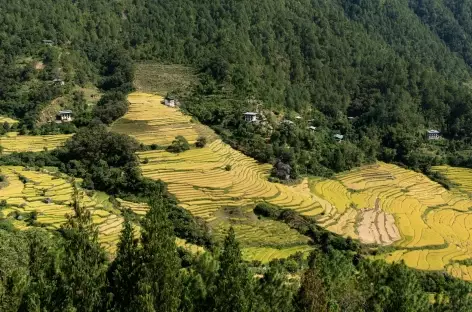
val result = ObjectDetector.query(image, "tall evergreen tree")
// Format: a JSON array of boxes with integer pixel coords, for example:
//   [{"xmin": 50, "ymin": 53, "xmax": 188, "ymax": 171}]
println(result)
[
  {"xmin": 107, "ymin": 211, "xmax": 139, "ymax": 311},
  {"xmin": 256, "ymin": 264, "xmax": 296, "ymax": 312},
  {"xmin": 18, "ymin": 230, "xmax": 59, "ymax": 312},
  {"xmin": 295, "ymin": 253, "xmax": 327, "ymax": 312},
  {"xmin": 54, "ymin": 185, "xmax": 108, "ymax": 312},
  {"xmin": 212, "ymin": 227, "xmax": 256, "ymax": 312},
  {"xmin": 136, "ymin": 197, "xmax": 181, "ymax": 312}
]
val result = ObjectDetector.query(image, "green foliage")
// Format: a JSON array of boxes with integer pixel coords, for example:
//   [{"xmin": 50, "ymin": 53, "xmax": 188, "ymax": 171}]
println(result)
[
  {"xmin": 213, "ymin": 228, "xmax": 257, "ymax": 312},
  {"xmin": 136, "ymin": 197, "xmax": 182, "ymax": 312},
  {"xmin": 167, "ymin": 136, "xmax": 190, "ymax": 153},
  {"xmin": 106, "ymin": 216, "xmax": 140, "ymax": 311},
  {"xmin": 195, "ymin": 136, "xmax": 207, "ymax": 148}
]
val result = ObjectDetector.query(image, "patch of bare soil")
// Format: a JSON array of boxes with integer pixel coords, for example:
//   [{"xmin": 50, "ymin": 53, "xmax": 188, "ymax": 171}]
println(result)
[{"xmin": 356, "ymin": 200, "xmax": 401, "ymax": 245}]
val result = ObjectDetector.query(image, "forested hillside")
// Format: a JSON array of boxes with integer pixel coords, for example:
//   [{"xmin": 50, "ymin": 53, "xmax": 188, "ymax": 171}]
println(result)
[
  {"xmin": 3, "ymin": 0, "xmax": 472, "ymax": 311},
  {"xmin": 4, "ymin": 0, "xmax": 472, "ymax": 171}
]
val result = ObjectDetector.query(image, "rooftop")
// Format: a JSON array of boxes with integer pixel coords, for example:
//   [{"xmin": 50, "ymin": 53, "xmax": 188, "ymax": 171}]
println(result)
[
  {"xmin": 244, "ymin": 112, "xmax": 257, "ymax": 116},
  {"xmin": 427, "ymin": 129, "xmax": 440, "ymax": 134},
  {"xmin": 283, "ymin": 120, "xmax": 294, "ymax": 125},
  {"xmin": 308, "ymin": 126, "xmax": 317, "ymax": 130},
  {"xmin": 58, "ymin": 110, "xmax": 72, "ymax": 114},
  {"xmin": 334, "ymin": 134, "xmax": 344, "ymax": 140}
]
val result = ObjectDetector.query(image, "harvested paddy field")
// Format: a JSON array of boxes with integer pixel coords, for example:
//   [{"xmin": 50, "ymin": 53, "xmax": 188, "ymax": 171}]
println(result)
[
  {"xmin": 0, "ymin": 132, "xmax": 72, "ymax": 153},
  {"xmin": 311, "ymin": 162, "xmax": 472, "ymax": 280}
]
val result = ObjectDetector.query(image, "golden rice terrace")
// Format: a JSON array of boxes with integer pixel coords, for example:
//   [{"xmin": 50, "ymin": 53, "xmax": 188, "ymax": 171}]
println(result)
[{"xmin": 115, "ymin": 92, "xmax": 472, "ymax": 279}]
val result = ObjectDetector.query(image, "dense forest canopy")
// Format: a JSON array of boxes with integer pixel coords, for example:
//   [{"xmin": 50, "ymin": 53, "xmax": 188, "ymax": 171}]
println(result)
[{"xmin": 5, "ymin": 0, "xmax": 472, "ymax": 174}]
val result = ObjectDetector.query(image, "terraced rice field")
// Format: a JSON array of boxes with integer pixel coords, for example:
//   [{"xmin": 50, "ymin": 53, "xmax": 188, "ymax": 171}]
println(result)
[
  {"xmin": 0, "ymin": 116, "xmax": 18, "ymax": 124},
  {"xmin": 0, "ymin": 132, "xmax": 72, "ymax": 153},
  {"xmin": 432, "ymin": 165, "xmax": 472, "ymax": 194},
  {"xmin": 311, "ymin": 162, "xmax": 472, "ymax": 280},
  {"xmin": 112, "ymin": 93, "xmax": 214, "ymax": 146},
  {"xmin": 140, "ymin": 141, "xmax": 323, "ymax": 220},
  {"xmin": 114, "ymin": 93, "xmax": 318, "ymax": 262},
  {"xmin": 242, "ymin": 245, "xmax": 313, "ymax": 264},
  {"xmin": 139, "ymin": 140, "xmax": 320, "ymax": 262},
  {"xmin": 116, "ymin": 93, "xmax": 472, "ymax": 277},
  {"xmin": 0, "ymin": 166, "xmax": 123, "ymax": 253}
]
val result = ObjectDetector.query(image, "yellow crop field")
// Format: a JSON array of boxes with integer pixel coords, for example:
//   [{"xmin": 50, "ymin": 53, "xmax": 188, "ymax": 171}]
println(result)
[
  {"xmin": 432, "ymin": 165, "xmax": 472, "ymax": 194},
  {"xmin": 115, "ymin": 93, "xmax": 472, "ymax": 275},
  {"xmin": 310, "ymin": 162, "xmax": 472, "ymax": 279},
  {"xmin": 111, "ymin": 93, "xmax": 319, "ymax": 263},
  {"xmin": 0, "ymin": 132, "xmax": 72, "ymax": 153},
  {"xmin": 242, "ymin": 246, "xmax": 313, "ymax": 264},
  {"xmin": 0, "ymin": 166, "xmax": 123, "ymax": 253},
  {"xmin": 0, "ymin": 116, "xmax": 18, "ymax": 124},
  {"xmin": 112, "ymin": 92, "xmax": 213, "ymax": 146},
  {"xmin": 139, "ymin": 141, "xmax": 323, "ymax": 220}
]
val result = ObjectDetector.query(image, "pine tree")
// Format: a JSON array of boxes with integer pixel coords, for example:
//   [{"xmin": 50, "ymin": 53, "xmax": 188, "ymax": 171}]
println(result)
[
  {"xmin": 180, "ymin": 252, "xmax": 219, "ymax": 312},
  {"xmin": 212, "ymin": 227, "xmax": 256, "ymax": 312},
  {"xmin": 54, "ymin": 184, "xmax": 108, "ymax": 312},
  {"xmin": 256, "ymin": 264, "xmax": 296, "ymax": 312},
  {"xmin": 295, "ymin": 253, "xmax": 327, "ymax": 312},
  {"xmin": 107, "ymin": 212, "xmax": 139, "ymax": 311},
  {"xmin": 18, "ymin": 230, "xmax": 59, "ymax": 312},
  {"xmin": 136, "ymin": 196, "xmax": 181, "ymax": 312}
]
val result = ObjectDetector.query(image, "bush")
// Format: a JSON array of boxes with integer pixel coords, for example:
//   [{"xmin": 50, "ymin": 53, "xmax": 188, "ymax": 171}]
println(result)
[
  {"xmin": 150, "ymin": 143, "xmax": 159, "ymax": 150},
  {"xmin": 253, "ymin": 202, "xmax": 281, "ymax": 218},
  {"xmin": 167, "ymin": 136, "xmax": 190, "ymax": 153},
  {"xmin": 195, "ymin": 136, "xmax": 207, "ymax": 148},
  {"xmin": 225, "ymin": 164, "xmax": 232, "ymax": 171}
]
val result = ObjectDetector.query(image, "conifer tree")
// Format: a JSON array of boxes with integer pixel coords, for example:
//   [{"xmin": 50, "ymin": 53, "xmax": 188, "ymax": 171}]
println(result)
[
  {"xmin": 295, "ymin": 253, "xmax": 327, "ymax": 312},
  {"xmin": 54, "ymin": 184, "xmax": 108, "ymax": 312},
  {"xmin": 256, "ymin": 264, "xmax": 296, "ymax": 312},
  {"xmin": 107, "ymin": 211, "xmax": 139, "ymax": 311},
  {"xmin": 213, "ymin": 227, "xmax": 256, "ymax": 312},
  {"xmin": 136, "ymin": 196, "xmax": 181, "ymax": 312},
  {"xmin": 18, "ymin": 230, "xmax": 59, "ymax": 312}
]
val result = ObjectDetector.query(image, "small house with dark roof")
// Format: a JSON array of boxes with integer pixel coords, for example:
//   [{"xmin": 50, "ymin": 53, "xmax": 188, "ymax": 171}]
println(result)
[
  {"xmin": 57, "ymin": 110, "xmax": 73, "ymax": 123},
  {"xmin": 427, "ymin": 129, "xmax": 441, "ymax": 140},
  {"xmin": 243, "ymin": 112, "xmax": 257, "ymax": 122},
  {"xmin": 52, "ymin": 78, "xmax": 65, "ymax": 86},
  {"xmin": 164, "ymin": 95, "xmax": 177, "ymax": 107}
]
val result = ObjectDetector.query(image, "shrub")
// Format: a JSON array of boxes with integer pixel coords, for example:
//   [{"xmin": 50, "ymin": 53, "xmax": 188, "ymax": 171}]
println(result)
[
  {"xmin": 253, "ymin": 202, "xmax": 281, "ymax": 219},
  {"xmin": 195, "ymin": 136, "xmax": 207, "ymax": 148},
  {"xmin": 225, "ymin": 164, "xmax": 232, "ymax": 171},
  {"xmin": 167, "ymin": 136, "xmax": 190, "ymax": 153},
  {"xmin": 150, "ymin": 143, "xmax": 159, "ymax": 150}
]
